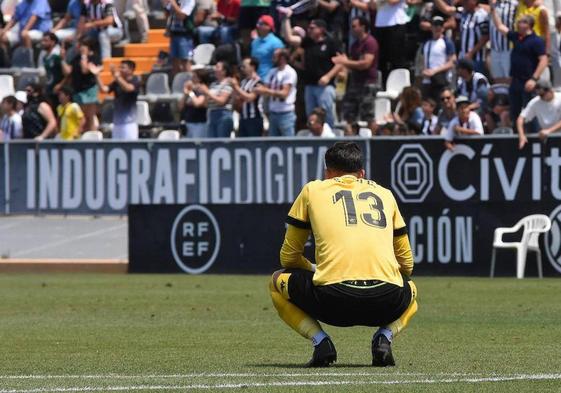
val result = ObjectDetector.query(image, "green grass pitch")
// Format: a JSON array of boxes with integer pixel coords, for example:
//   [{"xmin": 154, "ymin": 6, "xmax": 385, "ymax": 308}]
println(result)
[{"xmin": 0, "ymin": 274, "xmax": 560, "ymax": 392}]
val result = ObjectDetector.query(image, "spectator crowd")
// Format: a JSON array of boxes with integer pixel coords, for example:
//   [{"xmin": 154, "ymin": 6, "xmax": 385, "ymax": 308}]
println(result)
[{"xmin": 0, "ymin": 0, "xmax": 561, "ymax": 149}]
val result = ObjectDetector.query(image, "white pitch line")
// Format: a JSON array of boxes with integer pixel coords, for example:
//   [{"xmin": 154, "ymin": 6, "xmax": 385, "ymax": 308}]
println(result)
[{"xmin": 1, "ymin": 374, "xmax": 561, "ymax": 393}]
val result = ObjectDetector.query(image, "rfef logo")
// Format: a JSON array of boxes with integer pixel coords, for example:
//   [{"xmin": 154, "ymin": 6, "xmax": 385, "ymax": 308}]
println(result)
[
  {"xmin": 391, "ymin": 144, "xmax": 434, "ymax": 203},
  {"xmin": 170, "ymin": 205, "xmax": 221, "ymax": 274},
  {"xmin": 545, "ymin": 205, "xmax": 561, "ymax": 274}
]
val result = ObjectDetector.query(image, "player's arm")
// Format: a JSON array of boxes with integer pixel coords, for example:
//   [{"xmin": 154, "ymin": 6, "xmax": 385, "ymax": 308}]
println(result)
[{"xmin": 392, "ymin": 195, "xmax": 414, "ymax": 276}]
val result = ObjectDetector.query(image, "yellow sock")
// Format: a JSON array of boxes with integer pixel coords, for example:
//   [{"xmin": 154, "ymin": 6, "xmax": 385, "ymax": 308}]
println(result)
[
  {"xmin": 269, "ymin": 275, "xmax": 323, "ymax": 341},
  {"xmin": 386, "ymin": 280, "xmax": 419, "ymax": 338}
]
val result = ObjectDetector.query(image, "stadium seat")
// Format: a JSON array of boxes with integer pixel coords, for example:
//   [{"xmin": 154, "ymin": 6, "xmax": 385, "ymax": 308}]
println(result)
[
  {"xmin": 171, "ymin": 71, "xmax": 192, "ymax": 98},
  {"xmin": 490, "ymin": 214, "xmax": 551, "ymax": 279},
  {"xmin": 81, "ymin": 130, "xmax": 103, "ymax": 140},
  {"xmin": 136, "ymin": 101, "xmax": 152, "ymax": 126},
  {"xmin": 333, "ymin": 128, "xmax": 345, "ymax": 137},
  {"xmin": 296, "ymin": 129, "xmax": 312, "ymax": 137},
  {"xmin": 139, "ymin": 72, "xmax": 171, "ymax": 101},
  {"xmin": 376, "ymin": 68, "xmax": 411, "ymax": 100},
  {"xmin": 192, "ymin": 43, "xmax": 215, "ymax": 69},
  {"xmin": 0, "ymin": 75, "xmax": 15, "ymax": 101},
  {"xmin": 374, "ymin": 98, "xmax": 392, "ymax": 125},
  {"xmin": 492, "ymin": 127, "xmax": 514, "ymax": 135},
  {"xmin": 158, "ymin": 130, "xmax": 180, "ymax": 140},
  {"xmin": 358, "ymin": 128, "xmax": 372, "ymax": 137}
]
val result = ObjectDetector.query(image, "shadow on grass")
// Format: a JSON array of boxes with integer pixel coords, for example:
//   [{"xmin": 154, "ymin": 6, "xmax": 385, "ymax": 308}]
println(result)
[{"xmin": 246, "ymin": 363, "xmax": 375, "ymax": 368}]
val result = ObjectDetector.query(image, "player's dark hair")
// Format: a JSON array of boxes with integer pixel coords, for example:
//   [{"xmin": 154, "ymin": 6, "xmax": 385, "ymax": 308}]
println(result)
[
  {"xmin": 325, "ymin": 142, "xmax": 364, "ymax": 173},
  {"xmin": 121, "ymin": 59, "xmax": 136, "ymax": 71}
]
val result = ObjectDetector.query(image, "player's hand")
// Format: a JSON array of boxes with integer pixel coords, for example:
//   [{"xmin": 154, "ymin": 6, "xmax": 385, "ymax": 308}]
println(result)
[
  {"xmin": 34, "ymin": 135, "xmax": 44, "ymax": 141},
  {"xmin": 277, "ymin": 6, "xmax": 293, "ymax": 18},
  {"xmin": 518, "ymin": 134, "xmax": 528, "ymax": 149},
  {"xmin": 89, "ymin": 63, "xmax": 103, "ymax": 75},
  {"xmin": 525, "ymin": 78, "xmax": 536, "ymax": 92},
  {"xmin": 197, "ymin": 84, "xmax": 209, "ymax": 95},
  {"xmin": 422, "ymin": 69, "xmax": 435, "ymax": 77},
  {"xmin": 183, "ymin": 80, "xmax": 193, "ymax": 94},
  {"xmin": 318, "ymin": 75, "xmax": 330, "ymax": 86},
  {"xmin": 253, "ymin": 85, "xmax": 266, "ymax": 94},
  {"xmin": 444, "ymin": 141, "xmax": 455, "ymax": 151},
  {"xmin": 538, "ymin": 128, "xmax": 551, "ymax": 141},
  {"xmin": 331, "ymin": 53, "xmax": 348, "ymax": 65}
]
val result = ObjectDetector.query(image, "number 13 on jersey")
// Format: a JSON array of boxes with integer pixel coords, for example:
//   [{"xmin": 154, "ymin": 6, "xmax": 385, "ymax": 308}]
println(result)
[{"xmin": 332, "ymin": 190, "xmax": 387, "ymax": 229}]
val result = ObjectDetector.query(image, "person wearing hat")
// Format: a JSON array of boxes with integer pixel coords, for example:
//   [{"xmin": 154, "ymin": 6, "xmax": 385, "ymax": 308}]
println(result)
[
  {"xmin": 490, "ymin": 0, "xmax": 548, "ymax": 123},
  {"xmin": 14, "ymin": 91, "xmax": 27, "ymax": 116},
  {"xmin": 279, "ymin": 7, "xmax": 342, "ymax": 128},
  {"xmin": 250, "ymin": 14, "xmax": 284, "ymax": 80},
  {"xmin": 420, "ymin": 15, "xmax": 456, "ymax": 103},
  {"xmin": 455, "ymin": 58, "xmax": 489, "ymax": 114},
  {"xmin": 443, "ymin": 96, "xmax": 484, "ymax": 150},
  {"xmin": 517, "ymin": 80, "xmax": 561, "ymax": 149}
]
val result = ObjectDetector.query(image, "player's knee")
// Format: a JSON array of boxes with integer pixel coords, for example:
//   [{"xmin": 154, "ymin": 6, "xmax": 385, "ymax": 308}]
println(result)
[
  {"xmin": 270, "ymin": 269, "xmax": 285, "ymax": 293},
  {"xmin": 408, "ymin": 280, "xmax": 418, "ymax": 301}
]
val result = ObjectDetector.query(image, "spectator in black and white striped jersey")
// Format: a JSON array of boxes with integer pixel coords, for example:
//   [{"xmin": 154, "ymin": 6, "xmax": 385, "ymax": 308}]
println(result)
[
  {"xmin": 458, "ymin": 0, "xmax": 489, "ymax": 74},
  {"xmin": 78, "ymin": 0, "xmax": 124, "ymax": 60},
  {"xmin": 231, "ymin": 57, "xmax": 264, "ymax": 137},
  {"xmin": 489, "ymin": 0, "xmax": 518, "ymax": 83},
  {"xmin": 0, "ymin": 96, "xmax": 23, "ymax": 141}
]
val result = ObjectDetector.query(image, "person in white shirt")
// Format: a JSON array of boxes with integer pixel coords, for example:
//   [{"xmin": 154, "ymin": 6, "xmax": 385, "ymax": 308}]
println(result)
[
  {"xmin": 517, "ymin": 80, "xmax": 561, "ymax": 148},
  {"xmin": 307, "ymin": 107, "xmax": 335, "ymax": 137},
  {"xmin": 444, "ymin": 96, "xmax": 484, "ymax": 150},
  {"xmin": 255, "ymin": 48, "xmax": 297, "ymax": 136},
  {"xmin": 0, "ymin": 96, "xmax": 23, "ymax": 141},
  {"xmin": 373, "ymin": 0, "xmax": 408, "ymax": 78}
]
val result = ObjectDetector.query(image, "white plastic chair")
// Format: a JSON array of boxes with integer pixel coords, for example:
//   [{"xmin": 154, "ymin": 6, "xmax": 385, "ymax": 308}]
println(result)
[
  {"xmin": 81, "ymin": 130, "xmax": 103, "ymax": 140},
  {"xmin": 296, "ymin": 129, "xmax": 312, "ymax": 137},
  {"xmin": 376, "ymin": 68, "xmax": 411, "ymax": 100},
  {"xmin": 158, "ymin": 130, "xmax": 180, "ymax": 140},
  {"xmin": 374, "ymin": 97, "xmax": 391, "ymax": 125},
  {"xmin": 136, "ymin": 101, "xmax": 152, "ymax": 126},
  {"xmin": 0, "ymin": 75, "xmax": 15, "ymax": 101},
  {"xmin": 490, "ymin": 214, "xmax": 551, "ymax": 279},
  {"xmin": 358, "ymin": 127, "xmax": 372, "ymax": 137},
  {"xmin": 192, "ymin": 43, "xmax": 215, "ymax": 69}
]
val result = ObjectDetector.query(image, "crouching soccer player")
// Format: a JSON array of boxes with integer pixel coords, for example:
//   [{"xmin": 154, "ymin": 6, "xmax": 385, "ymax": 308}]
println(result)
[{"xmin": 269, "ymin": 141, "xmax": 418, "ymax": 367}]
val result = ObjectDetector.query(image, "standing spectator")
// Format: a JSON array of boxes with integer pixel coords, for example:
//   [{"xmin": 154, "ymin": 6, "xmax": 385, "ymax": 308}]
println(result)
[
  {"xmin": 373, "ymin": 0, "xmax": 408, "ymax": 79},
  {"xmin": 435, "ymin": 87, "xmax": 457, "ymax": 134},
  {"xmin": 280, "ymin": 11, "xmax": 342, "ymax": 127},
  {"xmin": 420, "ymin": 15, "xmax": 456, "ymax": 103},
  {"xmin": 231, "ymin": 57, "xmax": 264, "ymax": 137},
  {"xmin": 332, "ymin": 16, "xmax": 378, "ymax": 122},
  {"xmin": 179, "ymin": 69, "xmax": 209, "ymax": 138},
  {"xmin": 315, "ymin": 0, "xmax": 345, "ymax": 43},
  {"xmin": 458, "ymin": 0, "xmax": 489, "ymax": 74},
  {"xmin": 94, "ymin": 60, "xmax": 141, "ymax": 140},
  {"xmin": 0, "ymin": 0, "xmax": 52, "ymax": 49},
  {"xmin": 197, "ymin": 61, "xmax": 235, "ymax": 138},
  {"xmin": 251, "ymin": 15, "xmax": 284, "ymax": 80},
  {"xmin": 41, "ymin": 32, "xmax": 64, "ymax": 109},
  {"xmin": 255, "ymin": 48, "xmax": 298, "ymax": 136},
  {"xmin": 56, "ymin": 86, "xmax": 85, "ymax": 140},
  {"xmin": 197, "ymin": 0, "xmax": 240, "ymax": 44},
  {"xmin": 443, "ymin": 96, "xmax": 484, "ymax": 150},
  {"xmin": 517, "ymin": 80, "xmax": 561, "ymax": 148},
  {"xmin": 21, "ymin": 83, "xmax": 58, "ymax": 140},
  {"xmin": 61, "ymin": 38, "xmax": 101, "ymax": 132},
  {"xmin": 51, "ymin": 0, "xmax": 81, "ymax": 42},
  {"xmin": 78, "ymin": 0, "xmax": 124, "ymax": 60},
  {"xmin": 515, "ymin": 0, "xmax": 550, "ymax": 53},
  {"xmin": 489, "ymin": 0, "xmax": 518, "ymax": 83},
  {"xmin": 420, "ymin": 97, "xmax": 438, "ymax": 135},
  {"xmin": 238, "ymin": 0, "xmax": 270, "ymax": 48},
  {"xmin": 163, "ymin": 0, "xmax": 198, "ymax": 75},
  {"xmin": 347, "ymin": 0, "xmax": 370, "ymax": 48},
  {"xmin": 456, "ymin": 58, "xmax": 489, "ymax": 114},
  {"xmin": 490, "ymin": 3, "xmax": 549, "ymax": 123},
  {"xmin": 0, "ymin": 96, "xmax": 23, "ymax": 141}
]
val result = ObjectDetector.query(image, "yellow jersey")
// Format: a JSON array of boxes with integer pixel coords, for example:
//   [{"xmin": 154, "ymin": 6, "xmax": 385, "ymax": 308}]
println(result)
[
  {"xmin": 281, "ymin": 175, "xmax": 413, "ymax": 287},
  {"xmin": 515, "ymin": 2, "xmax": 547, "ymax": 39},
  {"xmin": 57, "ymin": 103, "xmax": 84, "ymax": 140}
]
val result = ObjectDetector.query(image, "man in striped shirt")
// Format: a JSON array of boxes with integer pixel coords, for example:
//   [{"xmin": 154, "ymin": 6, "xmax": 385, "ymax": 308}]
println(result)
[
  {"xmin": 458, "ymin": 0, "xmax": 489, "ymax": 74},
  {"xmin": 0, "ymin": 96, "xmax": 23, "ymax": 141},
  {"xmin": 78, "ymin": 0, "xmax": 124, "ymax": 60},
  {"xmin": 489, "ymin": 0, "xmax": 517, "ymax": 82},
  {"xmin": 231, "ymin": 57, "xmax": 264, "ymax": 137}
]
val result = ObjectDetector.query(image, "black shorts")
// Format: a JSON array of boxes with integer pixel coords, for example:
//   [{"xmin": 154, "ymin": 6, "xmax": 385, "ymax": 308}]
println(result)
[
  {"xmin": 239, "ymin": 6, "xmax": 270, "ymax": 30},
  {"xmin": 286, "ymin": 269, "xmax": 413, "ymax": 327}
]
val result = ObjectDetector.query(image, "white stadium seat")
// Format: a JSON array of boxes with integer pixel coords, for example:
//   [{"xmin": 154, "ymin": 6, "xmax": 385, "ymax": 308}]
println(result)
[
  {"xmin": 377, "ymin": 68, "xmax": 411, "ymax": 100},
  {"xmin": 81, "ymin": 130, "xmax": 103, "ymax": 141},
  {"xmin": 136, "ymin": 101, "xmax": 152, "ymax": 126},
  {"xmin": 158, "ymin": 130, "xmax": 181, "ymax": 140}
]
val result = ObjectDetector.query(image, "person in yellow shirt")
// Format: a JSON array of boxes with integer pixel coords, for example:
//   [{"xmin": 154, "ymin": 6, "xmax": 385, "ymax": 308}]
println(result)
[
  {"xmin": 515, "ymin": 0, "xmax": 550, "ymax": 52},
  {"xmin": 56, "ymin": 86, "xmax": 85, "ymax": 140},
  {"xmin": 269, "ymin": 141, "xmax": 418, "ymax": 367}
]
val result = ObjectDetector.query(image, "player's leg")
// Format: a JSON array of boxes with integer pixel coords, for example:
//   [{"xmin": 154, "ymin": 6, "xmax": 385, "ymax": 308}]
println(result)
[
  {"xmin": 372, "ymin": 280, "xmax": 418, "ymax": 367},
  {"xmin": 269, "ymin": 269, "xmax": 336, "ymax": 367}
]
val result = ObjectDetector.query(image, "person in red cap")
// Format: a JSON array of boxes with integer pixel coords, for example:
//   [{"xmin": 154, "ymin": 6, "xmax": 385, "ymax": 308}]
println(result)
[{"xmin": 251, "ymin": 14, "xmax": 284, "ymax": 79}]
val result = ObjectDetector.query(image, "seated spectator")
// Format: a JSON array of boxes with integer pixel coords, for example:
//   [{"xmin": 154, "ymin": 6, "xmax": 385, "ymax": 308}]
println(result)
[
  {"xmin": 517, "ymin": 80, "xmax": 561, "ymax": 149},
  {"xmin": 0, "ymin": 0, "xmax": 52, "ymax": 49},
  {"xmin": 198, "ymin": 0, "xmax": 240, "ymax": 44},
  {"xmin": 435, "ymin": 87, "xmax": 456, "ymax": 135},
  {"xmin": 78, "ymin": 0, "xmax": 124, "ymax": 60},
  {"xmin": 421, "ymin": 15, "xmax": 456, "ymax": 103},
  {"xmin": 0, "ymin": 96, "xmax": 23, "ymax": 141},
  {"xmin": 307, "ymin": 107, "xmax": 335, "ymax": 137},
  {"xmin": 21, "ymin": 83, "xmax": 58, "ymax": 140},
  {"xmin": 254, "ymin": 48, "xmax": 297, "ymax": 136},
  {"xmin": 115, "ymin": 0, "xmax": 150, "ymax": 43},
  {"xmin": 456, "ymin": 58, "xmax": 489, "ymax": 114},
  {"xmin": 56, "ymin": 86, "xmax": 85, "ymax": 140},
  {"xmin": 420, "ymin": 97, "xmax": 438, "ymax": 135},
  {"xmin": 163, "ymin": 0, "xmax": 198, "ymax": 75},
  {"xmin": 197, "ymin": 61, "xmax": 234, "ymax": 138},
  {"xmin": 51, "ymin": 0, "xmax": 81, "ymax": 43},
  {"xmin": 41, "ymin": 32, "xmax": 64, "ymax": 109},
  {"xmin": 179, "ymin": 69, "xmax": 209, "ymax": 138},
  {"xmin": 391, "ymin": 86, "xmax": 423, "ymax": 133},
  {"xmin": 485, "ymin": 83, "xmax": 511, "ymax": 130},
  {"xmin": 231, "ymin": 57, "xmax": 263, "ymax": 137},
  {"xmin": 61, "ymin": 38, "xmax": 100, "ymax": 132},
  {"xmin": 94, "ymin": 60, "xmax": 141, "ymax": 140},
  {"xmin": 251, "ymin": 15, "xmax": 284, "ymax": 80},
  {"xmin": 443, "ymin": 96, "xmax": 484, "ymax": 150}
]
